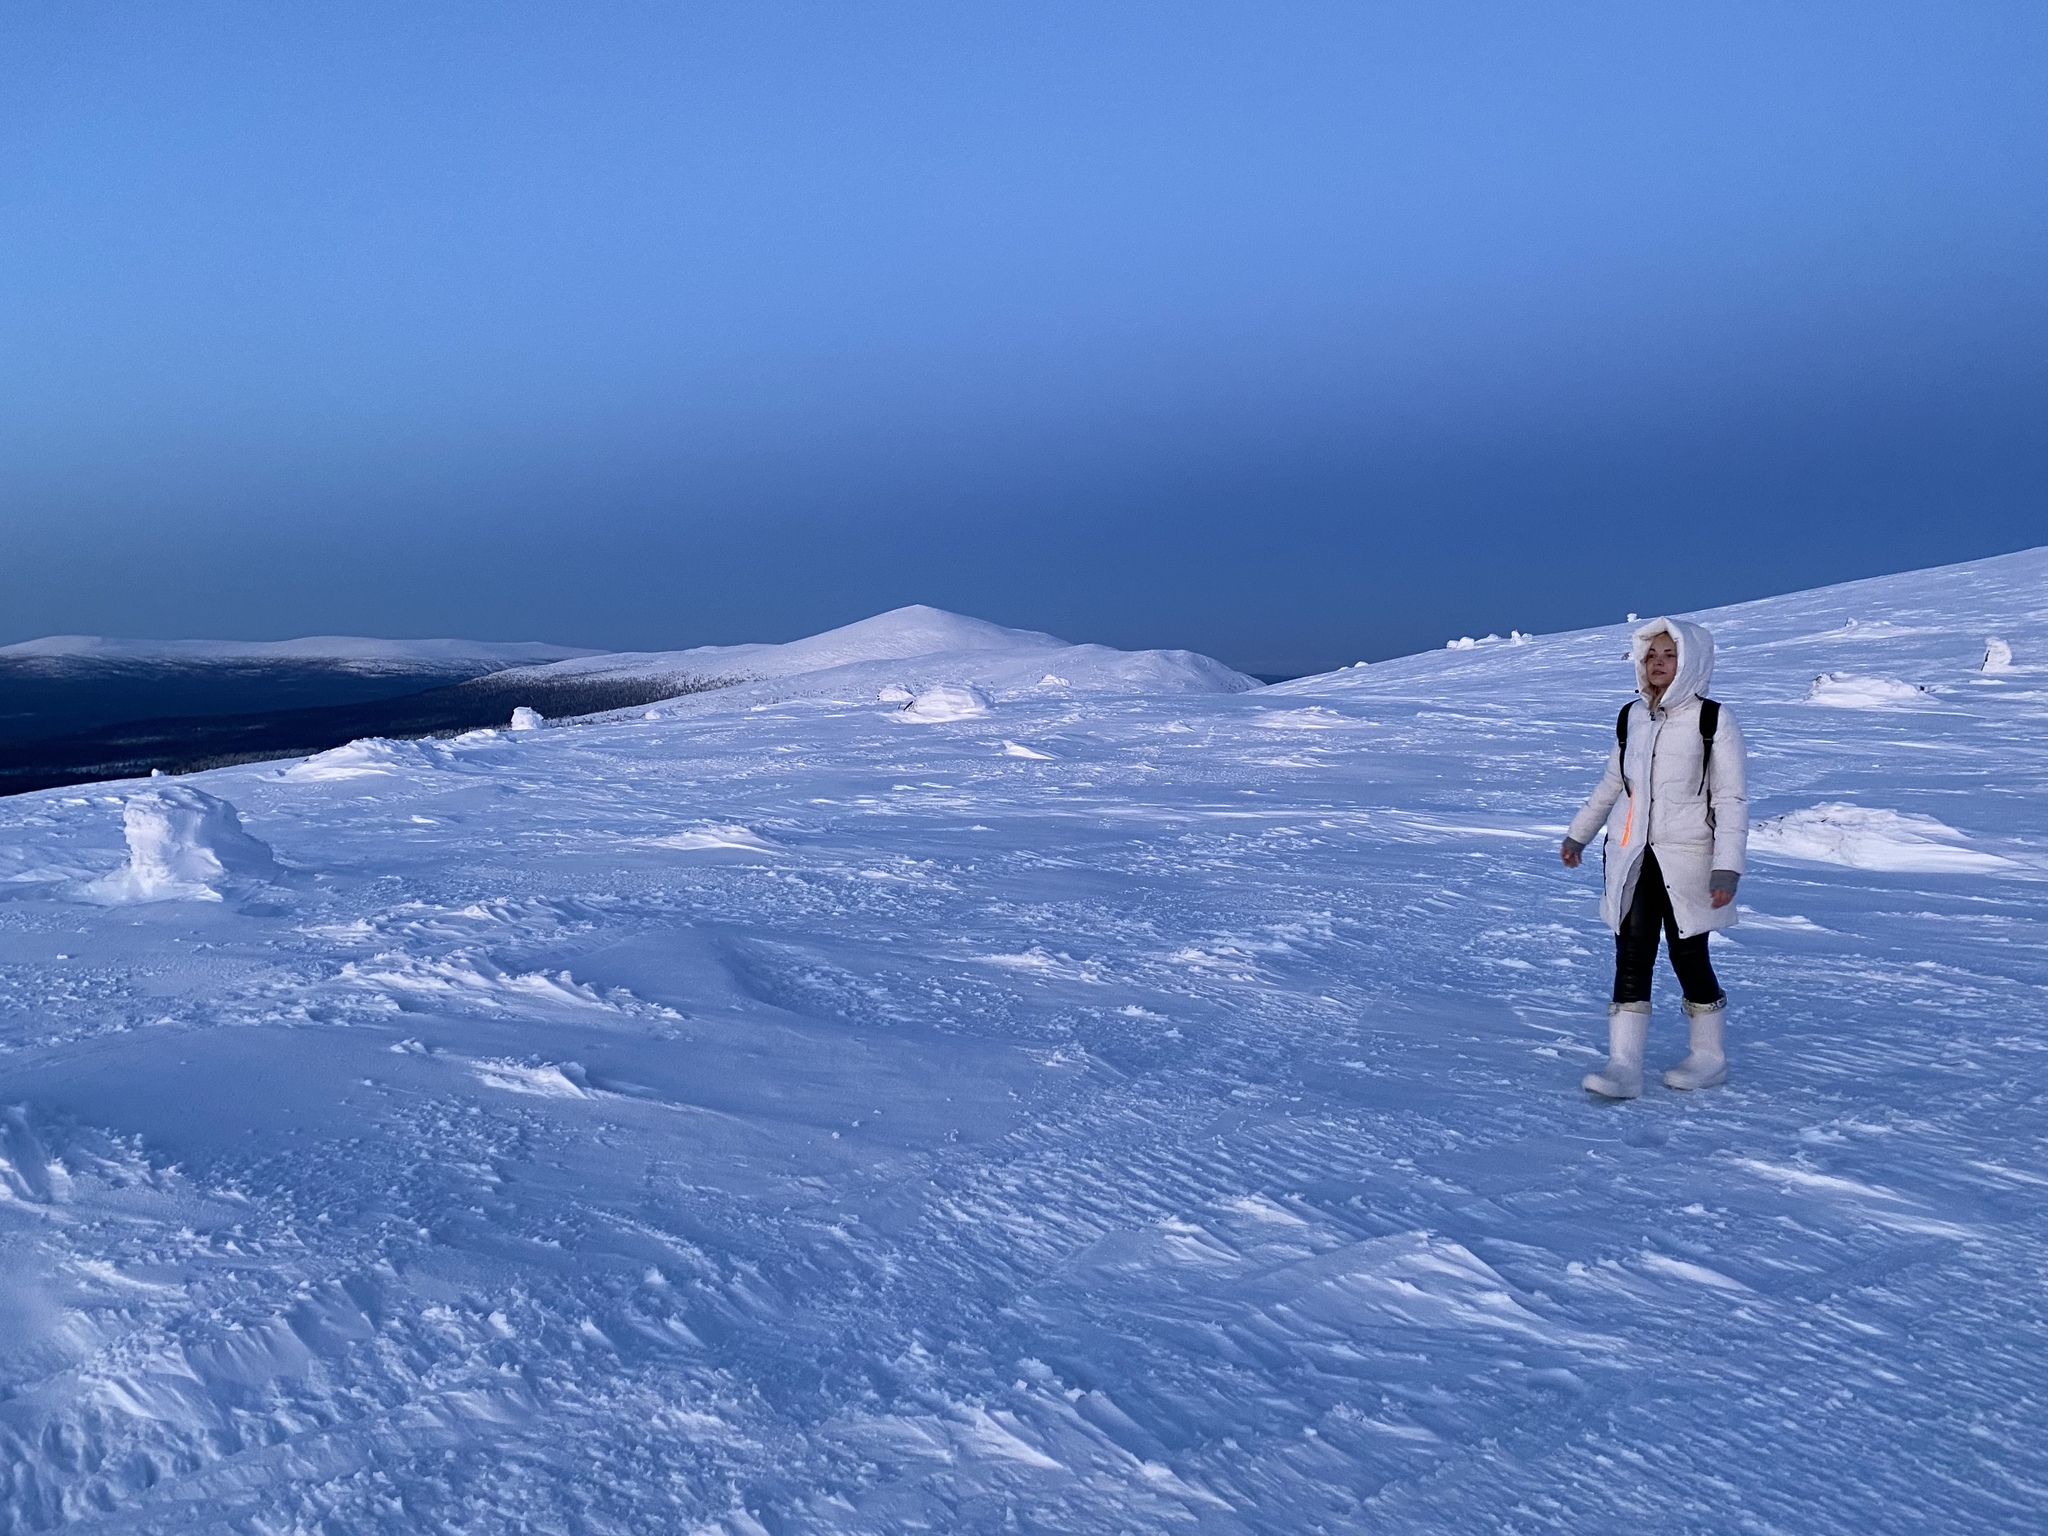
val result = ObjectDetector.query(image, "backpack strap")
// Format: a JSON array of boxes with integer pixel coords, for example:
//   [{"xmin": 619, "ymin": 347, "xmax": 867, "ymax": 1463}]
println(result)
[
  {"xmin": 1698, "ymin": 698, "xmax": 1720, "ymax": 792},
  {"xmin": 1616, "ymin": 702, "xmax": 1632, "ymax": 750}
]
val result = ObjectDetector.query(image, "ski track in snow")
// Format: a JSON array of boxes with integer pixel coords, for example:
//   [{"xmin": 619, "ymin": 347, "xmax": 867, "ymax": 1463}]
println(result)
[{"xmin": 0, "ymin": 551, "xmax": 2045, "ymax": 1532}]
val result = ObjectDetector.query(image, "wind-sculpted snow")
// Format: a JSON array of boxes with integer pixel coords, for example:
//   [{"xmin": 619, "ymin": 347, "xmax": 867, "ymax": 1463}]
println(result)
[
  {"xmin": 84, "ymin": 784, "xmax": 278, "ymax": 903},
  {"xmin": 1751, "ymin": 803, "xmax": 2023, "ymax": 874},
  {"xmin": 0, "ymin": 549, "xmax": 2044, "ymax": 1531},
  {"xmin": 279, "ymin": 737, "xmax": 464, "ymax": 782}
]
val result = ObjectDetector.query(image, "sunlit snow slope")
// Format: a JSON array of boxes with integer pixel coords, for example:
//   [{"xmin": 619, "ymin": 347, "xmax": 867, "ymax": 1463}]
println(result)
[{"xmin": 1, "ymin": 551, "xmax": 2044, "ymax": 1533}]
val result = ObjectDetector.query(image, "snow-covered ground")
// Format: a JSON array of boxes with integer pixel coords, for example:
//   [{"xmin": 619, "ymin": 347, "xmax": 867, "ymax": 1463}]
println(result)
[{"xmin": 1, "ymin": 550, "xmax": 2044, "ymax": 1533}]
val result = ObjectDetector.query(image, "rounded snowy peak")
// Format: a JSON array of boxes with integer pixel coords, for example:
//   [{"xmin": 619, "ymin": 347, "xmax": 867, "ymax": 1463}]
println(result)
[
  {"xmin": 483, "ymin": 604, "xmax": 1256, "ymax": 709},
  {"xmin": 499, "ymin": 606, "xmax": 1074, "ymax": 686},
  {"xmin": 739, "ymin": 606, "xmax": 1067, "ymax": 669}
]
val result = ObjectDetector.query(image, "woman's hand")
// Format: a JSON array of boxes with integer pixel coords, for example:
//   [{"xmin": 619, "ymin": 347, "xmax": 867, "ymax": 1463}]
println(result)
[
  {"xmin": 1559, "ymin": 840, "xmax": 1582, "ymax": 868},
  {"xmin": 1710, "ymin": 887, "xmax": 1734, "ymax": 909}
]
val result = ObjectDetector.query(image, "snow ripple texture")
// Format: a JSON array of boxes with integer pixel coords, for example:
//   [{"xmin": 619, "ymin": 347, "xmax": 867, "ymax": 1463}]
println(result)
[{"xmin": 0, "ymin": 549, "xmax": 2045, "ymax": 1532}]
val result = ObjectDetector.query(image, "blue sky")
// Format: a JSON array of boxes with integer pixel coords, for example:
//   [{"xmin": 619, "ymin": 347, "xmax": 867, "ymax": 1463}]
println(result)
[{"xmin": 3, "ymin": 3, "xmax": 2043, "ymax": 673}]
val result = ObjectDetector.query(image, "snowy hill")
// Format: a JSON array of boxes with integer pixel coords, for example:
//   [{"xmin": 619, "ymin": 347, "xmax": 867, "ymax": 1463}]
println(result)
[
  {"xmin": 481, "ymin": 603, "xmax": 1259, "ymax": 710},
  {"xmin": 0, "ymin": 550, "xmax": 2043, "ymax": 1532}
]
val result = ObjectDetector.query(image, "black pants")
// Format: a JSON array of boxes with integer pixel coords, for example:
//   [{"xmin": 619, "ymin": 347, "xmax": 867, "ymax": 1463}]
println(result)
[{"xmin": 1612, "ymin": 850, "xmax": 1724, "ymax": 1007}]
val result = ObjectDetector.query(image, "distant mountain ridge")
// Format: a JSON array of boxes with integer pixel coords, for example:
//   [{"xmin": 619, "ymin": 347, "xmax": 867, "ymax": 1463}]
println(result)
[
  {"xmin": 0, "ymin": 635, "xmax": 597, "ymax": 672},
  {"xmin": 0, "ymin": 634, "xmax": 605, "ymax": 764}
]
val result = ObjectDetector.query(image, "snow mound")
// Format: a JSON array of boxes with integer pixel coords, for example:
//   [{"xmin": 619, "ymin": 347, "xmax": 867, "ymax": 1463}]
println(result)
[
  {"xmin": 88, "ymin": 785, "xmax": 277, "ymax": 902},
  {"xmin": 473, "ymin": 1059, "xmax": 591, "ymax": 1098},
  {"xmin": 647, "ymin": 825, "xmax": 778, "ymax": 852},
  {"xmin": 899, "ymin": 684, "xmax": 992, "ymax": 722},
  {"xmin": 1257, "ymin": 707, "xmax": 1347, "ymax": 730},
  {"xmin": 1983, "ymin": 637, "xmax": 2015, "ymax": 674},
  {"xmin": 1806, "ymin": 673, "xmax": 1931, "ymax": 709},
  {"xmin": 509, "ymin": 706, "xmax": 546, "ymax": 731},
  {"xmin": 1751, "ymin": 803, "xmax": 2016, "ymax": 873},
  {"xmin": 281, "ymin": 738, "xmax": 432, "ymax": 781}
]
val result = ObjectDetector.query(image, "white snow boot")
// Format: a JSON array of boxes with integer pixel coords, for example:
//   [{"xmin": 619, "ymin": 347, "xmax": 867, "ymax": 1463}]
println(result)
[
  {"xmin": 1664, "ymin": 997, "xmax": 1729, "ymax": 1090},
  {"xmin": 1583, "ymin": 1002, "xmax": 1650, "ymax": 1099}
]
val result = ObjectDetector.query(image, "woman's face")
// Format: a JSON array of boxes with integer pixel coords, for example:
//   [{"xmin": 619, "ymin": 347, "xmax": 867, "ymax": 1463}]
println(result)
[{"xmin": 1642, "ymin": 633, "xmax": 1679, "ymax": 692}]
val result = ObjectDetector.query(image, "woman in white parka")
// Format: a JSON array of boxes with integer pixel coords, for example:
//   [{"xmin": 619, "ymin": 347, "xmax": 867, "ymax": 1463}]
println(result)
[{"xmin": 1561, "ymin": 618, "xmax": 1749, "ymax": 1099}]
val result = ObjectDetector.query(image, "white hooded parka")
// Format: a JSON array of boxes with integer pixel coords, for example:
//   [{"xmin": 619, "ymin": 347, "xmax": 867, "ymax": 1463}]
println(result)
[{"xmin": 1567, "ymin": 618, "xmax": 1749, "ymax": 939}]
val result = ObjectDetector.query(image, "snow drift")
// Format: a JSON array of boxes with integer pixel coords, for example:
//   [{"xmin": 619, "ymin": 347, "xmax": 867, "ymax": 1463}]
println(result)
[
  {"xmin": 1806, "ymin": 673, "xmax": 1931, "ymax": 708},
  {"xmin": 280, "ymin": 738, "xmax": 436, "ymax": 782},
  {"xmin": 1749, "ymin": 802, "xmax": 2016, "ymax": 873}
]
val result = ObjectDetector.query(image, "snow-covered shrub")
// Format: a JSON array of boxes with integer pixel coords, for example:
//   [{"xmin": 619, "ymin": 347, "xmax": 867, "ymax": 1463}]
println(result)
[
  {"xmin": 509, "ymin": 706, "xmax": 547, "ymax": 730},
  {"xmin": 899, "ymin": 684, "xmax": 992, "ymax": 721},
  {"xmin": 1983, "ymin": 637, "xmax": 2015, "ymax": 674},
  {"xmin": 89, "ymin": 784, "xmax": 277, "ymax": 902}
]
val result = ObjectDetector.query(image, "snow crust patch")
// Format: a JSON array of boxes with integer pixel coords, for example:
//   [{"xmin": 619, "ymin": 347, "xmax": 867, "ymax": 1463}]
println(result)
[
  {"xmin": 87, "ymin": 785, "xmax": 276, "ymax": 902},
  {"xmin": 1751, "ymin": 803, "xmax": 2017, "ymax": 873},
  {"xmin": 341, "ymin": 952, "xmax": 634, "ymax": 1014},
  {"xmin": 1256, "ymin": 707, "xmax": 1347, "ymax": 730},
  {"xmin": 1227, "ymin": 1230, "xmax": 1617, "ymax": 1349}
]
